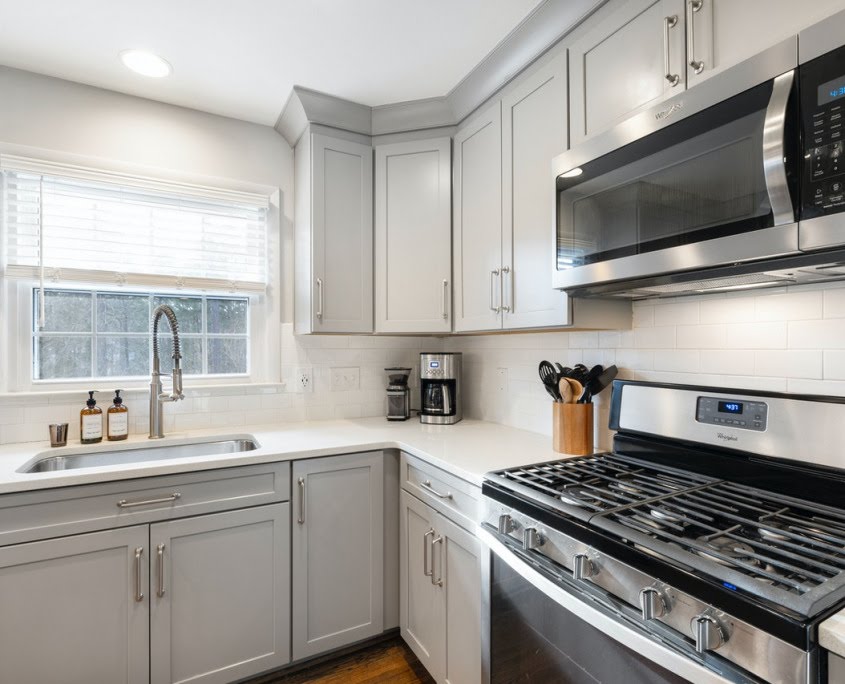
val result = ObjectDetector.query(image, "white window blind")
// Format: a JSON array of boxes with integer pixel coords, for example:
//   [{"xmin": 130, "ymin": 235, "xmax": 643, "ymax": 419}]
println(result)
[{"xmin": 2, "ymin": 161, "xmax": 269, "ymax": 293}]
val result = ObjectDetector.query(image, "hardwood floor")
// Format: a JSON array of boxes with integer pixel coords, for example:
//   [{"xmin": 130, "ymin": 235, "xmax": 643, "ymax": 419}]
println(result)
[{"xmin": 245, "ymin": 637, "xmax": 434, "ymax": 684}]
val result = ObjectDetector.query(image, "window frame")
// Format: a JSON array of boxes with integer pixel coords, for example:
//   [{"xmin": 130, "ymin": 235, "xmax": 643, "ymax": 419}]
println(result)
[{"xmin": 6, "ymin": 280, "xmax": 270, "ymax": 393}]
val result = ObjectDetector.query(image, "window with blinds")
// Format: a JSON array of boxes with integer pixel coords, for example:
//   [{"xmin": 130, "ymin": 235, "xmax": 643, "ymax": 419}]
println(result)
[
  {"xmin": 0, "ymin": 158, "xmax": 272, "ymax": 384},
  {"xmin": 2, "ymin": 166, "xmax": 269, "ymax": 291}
]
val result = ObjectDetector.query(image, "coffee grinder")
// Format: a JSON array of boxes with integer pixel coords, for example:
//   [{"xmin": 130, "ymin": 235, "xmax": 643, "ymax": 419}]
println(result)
[{"xmin": 384, "ymin": 367, "xmax": 412, "ymax": 421}]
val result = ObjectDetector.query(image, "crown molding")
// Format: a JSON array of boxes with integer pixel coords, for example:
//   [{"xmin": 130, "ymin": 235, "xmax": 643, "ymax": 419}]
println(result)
[{"xmin": 275, "ymin": 0, "xmax": 604, "ymax": 145}]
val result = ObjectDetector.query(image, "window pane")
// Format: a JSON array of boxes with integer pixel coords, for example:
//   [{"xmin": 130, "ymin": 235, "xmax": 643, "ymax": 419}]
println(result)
[
  {"xmin": 34, "ymin": 290, "xmax": 92, "ymax": 332},
  {"xmin": 207, "ymin": 298, "xmax": 248, "ymax": 334},
  {"xmin": 97, "ymin": 293, "xmax": 150, "ymax": 333},
  {"xmin": 97, "ymin": 337, "xmax": 150, "ymax": 377},
  {"xmin": 36, "ymin": 336, "xmax": 92, "ymax": 379},
  {"xmin": 153, "ymin": 296, "xmax": 202, "ymax": 333},
  {"xmin": 157, "ymin": 336, "xmax": 203, "ymax": 375},
  {"xmin": 208, "ymin": 337, "xmax": 247, "ymax": 375}
]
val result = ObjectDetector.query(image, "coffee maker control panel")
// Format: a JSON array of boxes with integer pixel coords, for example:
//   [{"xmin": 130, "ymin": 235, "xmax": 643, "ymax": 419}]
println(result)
[{"xmin": 423, "ymin": 360, "xmax": 445, "ymax": 378}]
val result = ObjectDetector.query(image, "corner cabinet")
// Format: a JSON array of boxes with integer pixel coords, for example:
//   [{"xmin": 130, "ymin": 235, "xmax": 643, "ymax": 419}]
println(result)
[
  {"xmin": 375, "ymin": 137, "xmax": 453, "ymax": 333},
  {"xmin": 295, "ymin": 129, "xmax": 374, "ymax": 334},
  {"xmin": 291, "ymin": 452, "xmax": 385, "ymax": 660}
]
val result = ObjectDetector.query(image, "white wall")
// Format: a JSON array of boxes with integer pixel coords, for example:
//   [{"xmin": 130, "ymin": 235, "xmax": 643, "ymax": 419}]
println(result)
[{"xmin": 447, "ymin": 281, "xmax": 845, "ymax": 450}]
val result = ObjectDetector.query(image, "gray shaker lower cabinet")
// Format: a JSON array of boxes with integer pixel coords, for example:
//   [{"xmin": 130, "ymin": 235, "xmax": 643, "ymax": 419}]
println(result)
[
  {"xmin": 0, "ymin": 525, "xmax": 150, "ymax": 684},
  {"xmin": 150, "ymin": 503, "xmax": 291, "ymax": 684},
  {"xmin": 292, "ymin": 451, "xmax": 385, "ymax": 660},
  {"xmin": 400, "ymin": 490, "xmax": 483, "ymax": 684}
]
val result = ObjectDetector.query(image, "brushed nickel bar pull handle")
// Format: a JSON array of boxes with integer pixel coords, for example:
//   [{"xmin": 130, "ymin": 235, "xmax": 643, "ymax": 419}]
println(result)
[
  {"xmin": 501, "ymin": 266, "xmax": 511, "ymax": 313},
  {"xmin": 420, "ymin": 480, "xmax": 453, "ymax": 500},
  {"xmin": 297, "ymin": 477, "xmax": 306, "ymax": 524},
  {"xmin": 134, "ymin": 547, "xmax": 144, "ymax": 602},
  {"xmin": 315, "ymin": 278, "xmax": 323, "ymax": 320},
  {"xmin": 117, "ymin": 492, "xmax": 181, "ymax": 508},
  {"xmin": 664, "ymin": 15, "xmax": 680, "ymax": 86},
  {"xmin": 441, "ymin": 279, "xmax": 449, "ymax": 320},
  {"xmin": 489, "ymin": 269, "xmax": 500, "ymax": 312},
  {"xmin": 687, "ymin": 0, "xmax": 704, "ymax": 74},
  {"xmin": 156, "ymin": 543, "xmax": 166, "ymax": 598},
  {"xmin": 423, "ymin": 529, "xmax": 435, "ymax": 577},
  {"xmin": 431, "ymin": 535, "xmax": 444, "ymax": 587}
]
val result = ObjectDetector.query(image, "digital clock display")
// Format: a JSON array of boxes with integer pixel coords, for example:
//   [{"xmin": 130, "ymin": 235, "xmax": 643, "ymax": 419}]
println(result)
[
  {"xmin": 718, "ymin": 401, "xmax": 743, "ymax": 415},
  {"xmin": 818, "ymin": 75, "xmax": 845, "ymax": 106}
]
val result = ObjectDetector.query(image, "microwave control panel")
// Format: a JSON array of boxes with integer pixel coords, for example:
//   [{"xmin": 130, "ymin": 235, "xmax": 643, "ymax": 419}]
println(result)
[
  {"xmin": 801, "ymin": 45, "xmax": 845, "ymax": 217},
  {"xmin": 696, "ymin": 396, "xmax": 768, "ymax": 432}
]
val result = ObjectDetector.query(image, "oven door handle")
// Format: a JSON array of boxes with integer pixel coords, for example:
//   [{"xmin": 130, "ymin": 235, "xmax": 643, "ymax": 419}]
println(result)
[{"xmin": 762, "ymin": 70, "xmax": 795, "ymax": 226}]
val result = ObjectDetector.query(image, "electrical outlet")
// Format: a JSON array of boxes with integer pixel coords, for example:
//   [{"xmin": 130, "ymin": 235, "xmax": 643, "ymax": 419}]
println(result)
[
  {"xmin": 497, "ymin": 367, "xmax": 508, "ymax": 392},
  {"xmin": 331, "ymin": 367, "xmax": 360, "ymax": 391},
  {"xmin": 294, "ymin": 367, "xmax": 313, "ymax": 393}
]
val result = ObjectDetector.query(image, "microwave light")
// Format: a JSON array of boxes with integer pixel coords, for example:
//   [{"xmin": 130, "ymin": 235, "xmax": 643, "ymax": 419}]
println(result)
[{"xmin": 560, "ymin": 167, "xmax": 583, "ymax": 178}]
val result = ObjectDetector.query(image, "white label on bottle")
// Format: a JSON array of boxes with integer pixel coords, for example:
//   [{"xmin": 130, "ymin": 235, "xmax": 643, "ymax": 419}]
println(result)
[
  {"xmin": 109, "ymin": 412, "xmax": 128, "ymax": 437},
  {"xmin": 82, "ymin": 413, "xmax": 102, "ymax": 440}
]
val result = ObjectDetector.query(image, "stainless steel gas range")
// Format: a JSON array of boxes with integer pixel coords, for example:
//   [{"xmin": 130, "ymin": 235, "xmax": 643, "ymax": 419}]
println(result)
[{"xmin": 480, "ymin": 380, "xmax": 845, "ymax": 684}]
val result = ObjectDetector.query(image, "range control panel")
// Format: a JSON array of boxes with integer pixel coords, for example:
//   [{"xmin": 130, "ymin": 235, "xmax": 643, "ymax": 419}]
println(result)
[{"xmin": 696, "ymin": 396, "xmax": 768, "ymax": 431}]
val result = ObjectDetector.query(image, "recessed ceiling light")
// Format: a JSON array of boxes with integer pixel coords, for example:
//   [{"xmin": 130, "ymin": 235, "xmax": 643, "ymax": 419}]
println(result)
[
  {"xmin": 120, "ymin": 50, "xmax": 172, "ymax": 78},
  {"xmin": 560, "ymin": 167, "xmax": 583, "ymax": 178}
]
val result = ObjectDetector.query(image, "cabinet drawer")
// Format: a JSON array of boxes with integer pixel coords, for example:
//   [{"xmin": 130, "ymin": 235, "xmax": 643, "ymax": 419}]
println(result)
[
  {"xmin": 401, "ymin": 454, "xmax": 480, "ymax": 531},
  {"xmin": 0, "ymin": 462, "xmax": 290, "ymax": 546}
]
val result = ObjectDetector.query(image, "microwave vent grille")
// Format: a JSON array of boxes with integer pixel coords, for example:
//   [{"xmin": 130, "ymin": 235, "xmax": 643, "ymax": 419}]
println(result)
[{"xmin": 629, "ymin": 272, "xmax": 795, "ymax": 297}]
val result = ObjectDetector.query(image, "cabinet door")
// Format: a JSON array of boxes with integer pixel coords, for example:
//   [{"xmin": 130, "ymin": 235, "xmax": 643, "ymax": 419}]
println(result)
[
  {"xmin": 453, "ymin": 101, "xmax": 504, "ymax": 332},
  {"xmin": 150, "ymin": 504, "xmax": 290, "ymax": 684},
  {"xmin": 687, "ymin": 0, "xmax": 843, "ymax": 87},
  {"xmin": 292, "ymin": 452, "xmax": 384, "ymax": 660},
  {"xmin": 0, "ymin": 526, "xmax": 149, "ymax": 684},
  {"xmin": 375, "ymin": 137, "xmax": 452, "ymax": 333},
  {"xmin": 569, "ymin": 0, "xmax": 686, "ymax": 145},
  {"xmin": 400, "ymin": 490, "xmax": 444, "ymax": 681},
  {"xmin": 311, "ymin": 133, "xmax": 374, "ymax": 333},
  {"xmin": 502, "ymin": 53, "xmax": 571, "ymax": 329},
  {"xmin": 436, "ymin": 512, "xmax": 483, "ymax": 684}
]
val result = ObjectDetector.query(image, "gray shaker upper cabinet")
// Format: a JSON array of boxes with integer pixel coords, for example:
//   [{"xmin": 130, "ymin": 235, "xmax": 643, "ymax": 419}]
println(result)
[
  {"xmin": 685, "ymin": 0, "xmax": 845, "ymax": 87},
  {"xmin": 453, "ymin": 102, "xmax": 504, "ymax": 333},
  {"xmin": 375, "ymin": 137, "xmax": 452, "ymax": 334},
  {"xmin": 501, "ymin": 53, "xmax": 570, "ymax": 329},
  {"xmin": 295, "ymin": 130, "xmax": 374, "ymax": 334},
  {"xmin": 569, "ymin": 0, "xmax": 686, "ymax": 145}
]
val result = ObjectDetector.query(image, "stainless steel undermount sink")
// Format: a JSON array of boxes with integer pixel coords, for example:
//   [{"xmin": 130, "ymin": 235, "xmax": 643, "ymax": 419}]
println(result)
[{"xmin": 19, "ymin": 437, "xmax": 259, "ymax": 473}]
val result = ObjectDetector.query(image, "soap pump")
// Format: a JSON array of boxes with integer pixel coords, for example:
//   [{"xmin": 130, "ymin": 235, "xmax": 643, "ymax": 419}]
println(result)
[
  {"xmin": 80, "ymin": 391, "xmax": 103, "ymax": 444},
  {"xmin": 107, "ymin": 390, "xmax": 129, "ymax": 441}
]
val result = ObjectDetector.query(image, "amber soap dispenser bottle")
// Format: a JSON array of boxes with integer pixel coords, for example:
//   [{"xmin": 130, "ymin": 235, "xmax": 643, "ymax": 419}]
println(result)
[
  {"xmin": 80, "ymin": 390, "xmax": 103, "ymax": 444},
  {"xmin": 108, "ymin": 389, "xmax": 129, "ymax": 441}
]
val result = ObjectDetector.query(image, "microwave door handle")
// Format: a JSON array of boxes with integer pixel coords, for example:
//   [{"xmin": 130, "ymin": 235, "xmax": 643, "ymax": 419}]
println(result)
[{"xmin": 762, "ymin": 70, "xmax": 795, "ymax": 226}]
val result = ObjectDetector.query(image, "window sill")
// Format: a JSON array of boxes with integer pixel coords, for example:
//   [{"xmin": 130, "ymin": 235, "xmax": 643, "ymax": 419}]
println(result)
[{"xmin": 0, "ymin": 381, "xmax": 287, "ymax": 403}]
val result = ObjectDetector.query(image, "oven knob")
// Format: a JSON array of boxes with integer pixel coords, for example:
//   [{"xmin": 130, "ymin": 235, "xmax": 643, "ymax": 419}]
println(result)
[
  {"xmin": 691, "ymin": 614, "xmax": 727, "ymax": 653},
  {"xmin": 522, "ymin": 527, "xmax": 543, "ymax": 550},
  {"xmin": 572, "ymin": 553, "xmax": 596, "ymax": 581},
  {"xmin": 638, "ymin": 587, "xmax": 668, "ymax": 621},
  {"xmin": 497, "ymin": 514, "xmax": 516, "ymax": 535}
]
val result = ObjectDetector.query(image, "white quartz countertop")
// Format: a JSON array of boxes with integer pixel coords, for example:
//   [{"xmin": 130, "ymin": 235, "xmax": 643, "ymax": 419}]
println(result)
[
  {"xmin": 0, "ymin": 417, "xmax": 571, "ymax": 494},
  {"xmin": 821, "ymin": 609, "xmax": 845, "ymax": 659}
]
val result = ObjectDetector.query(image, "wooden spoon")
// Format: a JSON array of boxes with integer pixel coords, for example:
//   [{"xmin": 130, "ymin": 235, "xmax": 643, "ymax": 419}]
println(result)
[
  {"xmin": 565, "ymin": 377, "xmax": 584, "ymax": 404},
  {"xmin": 558, "ymin": 378, "xmax": 574, "ymax": 404}
]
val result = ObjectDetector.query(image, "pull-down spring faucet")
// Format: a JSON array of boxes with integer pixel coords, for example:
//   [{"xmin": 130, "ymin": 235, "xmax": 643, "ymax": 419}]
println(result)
[{"xmin": 149, "ymin": 304, "xmax": 185, "ymax": 439}]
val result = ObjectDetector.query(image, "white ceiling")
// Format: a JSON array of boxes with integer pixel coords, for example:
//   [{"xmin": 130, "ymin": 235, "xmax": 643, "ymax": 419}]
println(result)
[{"xmin": 0, "ymin": 0, "xmax": 545, "ymax": 126}]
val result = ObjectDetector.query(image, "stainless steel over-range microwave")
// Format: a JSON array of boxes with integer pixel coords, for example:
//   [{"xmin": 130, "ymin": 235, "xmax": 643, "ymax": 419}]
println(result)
[{"xmin": 552, "ymin": 23, "xmax": 845, "ymax": 299}]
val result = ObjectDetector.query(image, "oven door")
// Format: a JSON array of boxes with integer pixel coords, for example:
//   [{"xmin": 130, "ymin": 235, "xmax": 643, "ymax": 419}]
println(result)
[
  {"xmin": 481, "ymin": 528, "xmax": 766, "ymax": 684},
  {"xmin": 552, "ymin": 59, "xmax": 799, "ymax": 294}
]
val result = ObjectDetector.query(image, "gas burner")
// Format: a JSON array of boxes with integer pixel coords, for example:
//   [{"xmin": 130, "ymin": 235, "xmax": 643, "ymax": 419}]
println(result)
[
  {"xmin": 613, "ymin": 481, "xmax": 643, "ymax": 495},
  {"xmin": 694, "ymin": 535, "xmax": 759, "ymax": 568},
  {"xmin": 650, "ymin": 507, "xmax": 683, "ymax": 524},
  {"xmin": 559, "ymin": 485, "xmax": 591, "ymax": 507},
  {"xmin": 757, "ymin": 524, "xmax": 790, "ymax": 541}
]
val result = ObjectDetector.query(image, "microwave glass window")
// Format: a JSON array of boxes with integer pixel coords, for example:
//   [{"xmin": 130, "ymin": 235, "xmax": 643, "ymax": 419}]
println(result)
[
  {"xmin": 556, "ymin": 85, "xmax": 776, "ymax": 270},
  {"xmin": 818, "ymin": 75, "xmax": 845, "ymax": 106}
]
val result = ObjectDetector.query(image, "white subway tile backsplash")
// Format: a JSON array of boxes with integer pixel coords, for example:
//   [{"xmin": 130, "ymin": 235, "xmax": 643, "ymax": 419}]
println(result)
[
  {"xmin": 676, "ymin": 324, "xmax": 725, "ymax": 349},
  {"xmin": 754, "ymin": 350, "xmax": 823, "ymax": 379},
  {"xmin": 653, "ymin": 301, "xmax": 699, "ymax": 326},
  {"xmin": 634, "ymin": 326, "xmax": 676, "ymax": 349},
  {"xmin": 755, "ymin": 291, "xmax": 822, "ymax": 322},
  {"xmin": 724, "ymin": 322, "xmax": 787, "ymax": 349},
  {"xmin": 789, "ymin": 318, "xmax": 845, "ymax": 349},
  {"xmin": 699, "ymin": 296, "xmax": 755, "ymax": 324}
]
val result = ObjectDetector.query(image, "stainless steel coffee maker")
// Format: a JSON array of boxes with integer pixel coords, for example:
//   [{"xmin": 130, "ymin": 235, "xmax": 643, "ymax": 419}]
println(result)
[
  {"xmin": 385, "ymin": 367, "xmax": 412, "ymax": 421},
  {"xmin": 419, "ymin": 353, "xmax": 462, "ymax": 425}
]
